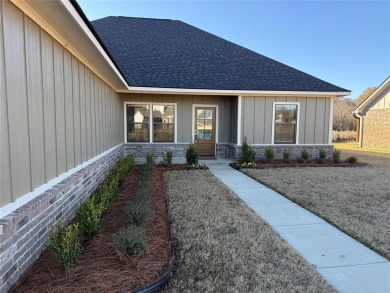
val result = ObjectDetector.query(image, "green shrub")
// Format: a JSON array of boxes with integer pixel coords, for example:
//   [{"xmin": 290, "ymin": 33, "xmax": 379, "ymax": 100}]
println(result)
[
  {"xmin": 126, "ymin": 198, "xmax": 152, "ymax": 226},
  {"xmin": 283, "ymin": 149, "xmax": 291, "ymax": 164},
  {"xmin": 186, "ymin": 163, "xmax": 209, "ymax": 170},
  {"xmin": 160, "ymin": 151, "xmax": 173, "ymax": 167},
  {"xmin": 186, "ymin": 143, "xmax": 199, "ymax": 165},
  {"xmin": 77, "ymin": 199, "xmax": 104, "ymax": 241},
  {"xmin": 319, "ymin": 149, "xmax": 327, "ymax": 160},
  {"xmin": 345, "ymin": 156, "xmax": 358, "ymax": 164},
  {"xmin": 301, "ymin": 149, "xmax": 309, "ymax": 161},
  {"xmin": 115, "ymin": 225, "xmax": 147, "ymax": 257},
  {"xmin": 48, "ymin": 222, "xmax": 81, "ymax": 271},
  {"xmin": 333, "ymin": 149, "xmax": 341, "ymax": 164},
  {"xmin": 241, "ymin": 137, "xmax": 256, "ymax": 163},
  {"xmin": 263, "ymin": 147, "xmax": 274, "ymax": 163},
  {"xmin": 317, "ymin": 148, "xmax": 326, "ymax": 164},
  {"xmin": 145, "ymin": 153, "xmax": 157, "ymax": 165}
]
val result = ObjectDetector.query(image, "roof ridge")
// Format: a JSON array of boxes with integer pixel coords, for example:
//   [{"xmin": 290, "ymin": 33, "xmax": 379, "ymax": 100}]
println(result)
[{"xmin": 95, "ymin": 15, "xmax": 176, "ymax": 22}]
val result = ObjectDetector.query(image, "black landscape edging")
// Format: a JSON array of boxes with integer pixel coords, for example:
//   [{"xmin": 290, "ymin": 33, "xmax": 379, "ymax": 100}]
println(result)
[
  {"xmin": 230, "ymin": 162, "xmax": 367, "ymax": 170},
  {"xmin": 130, "ymin": 242, "xmax": 177, "ymax": 293}
]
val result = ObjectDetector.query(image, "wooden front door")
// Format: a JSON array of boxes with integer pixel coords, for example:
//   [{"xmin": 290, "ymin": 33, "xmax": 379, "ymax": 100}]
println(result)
[{"xmin": 194, "ymin": 107, "xmax": 216, "ymax": 156}]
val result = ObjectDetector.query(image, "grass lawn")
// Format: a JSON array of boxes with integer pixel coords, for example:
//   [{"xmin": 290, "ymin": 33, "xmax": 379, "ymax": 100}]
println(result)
[
  {"xmin": 244, "ymin": 150, "xmax": 390, "ymax": 260},
  {"xmin": 333, "ymin": 141, "xmax": 390, "ymax": 154},
  {"xmin": 163, "ymin": 170, "xmax": 335, "ymax": 293}
]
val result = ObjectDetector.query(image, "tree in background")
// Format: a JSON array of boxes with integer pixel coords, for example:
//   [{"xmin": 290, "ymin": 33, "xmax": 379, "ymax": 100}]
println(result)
[
  {"xmin": 333, "ymin": 97, "xmax": 356, "ymax": 131},
  {"xmin": 354, "ymin": 87, "xmax": 377, "ymax": 107},
  {"xmin": 332, "ymin": 86, "xmax": 378, "ymax": 142}
]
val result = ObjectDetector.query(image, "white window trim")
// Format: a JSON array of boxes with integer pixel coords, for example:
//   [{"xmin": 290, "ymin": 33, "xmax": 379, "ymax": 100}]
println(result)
[
  {"xmin": 124, "ymin": 102, "xmax": 177, "ymax": 143},
  {"xmin": 191, "ymin": 104, "xmax": 219, "ymax": 144},
  {"xmin": 271, "ymin": 102, "xmax": 300, "ymax": 144}
]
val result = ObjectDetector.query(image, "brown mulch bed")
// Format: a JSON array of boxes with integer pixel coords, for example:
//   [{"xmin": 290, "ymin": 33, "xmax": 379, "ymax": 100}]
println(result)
[
  {"xmin": 230, "ymin": 160, "xmax": 367, "ymax": 170},
  {"xmin": 11, "ymin": 164, "xmax": 185, "ymax": 293}
]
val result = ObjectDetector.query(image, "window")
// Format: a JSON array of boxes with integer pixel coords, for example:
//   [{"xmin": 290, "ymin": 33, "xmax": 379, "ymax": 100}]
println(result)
[
  {"xmin": 126, "ymin": 103, "xmax": 175, "ymax": 143},
  {"xmin": 127, "ymin": 105, "xmax": 149, "ymax": 142},
  {"xmin": 153, "ymin": 105, "xmax": 175, "ymax": 142},
  {"xmin": 274, "ymin": 103, "xmax": 298, "ymax": 144}
]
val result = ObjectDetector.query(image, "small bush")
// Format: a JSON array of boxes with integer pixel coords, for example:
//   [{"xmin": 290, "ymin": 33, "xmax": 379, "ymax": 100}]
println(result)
[
  {"xmin": 301, "ymin": 149, "xmax": 309, "ymax": 161},
  {"xmin": 77, "ymin": 199, "xmax": 104, "ymax": 241},
  {"xmin": 283, "ymin": 149, "xmax": 291, "ymax": 164},
  {"xmin": 186, "ymin": 143, "xmax": 199, "ymax": 165},
  {"xmin": 126, "ymin": 199, "xmax": 152, "ymax": 226},
  {"xmin": 345, "ymin": 156, "xmax": 358, "ymax": 164},
  {"xmin": 145, "ymin": 153, "xmax": 157, "ymax": 165},
  {"xmin": 241, "ymin": 137, "xmax": 256, "ymax": 163},
  {"xmin": 160, "ymin": 151, "xmax": 173, "ymax": 167},
  {"xmin": 319, "ymin": 149, "xmax": 327, "ymax": 160},
  {"xmin": 263, "ymin": 147, "xmax": 274, "ymax": 163},
  {"xmin": 186, "ymin": 163, "xmax": 209, "ymax": 170},
  {"xmin": 48, "ymin": 222, "xmax": 81, "ymax": 271},
  {"xmin": 333, "ymin": 149, "xmax": 341, "ymax": 164},
  {"xmin": 115, "ymin": 225, "xmax": 147, "ymax": 257}
]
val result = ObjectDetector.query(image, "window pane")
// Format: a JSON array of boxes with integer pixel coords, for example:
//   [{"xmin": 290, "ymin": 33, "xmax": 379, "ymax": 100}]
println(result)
[
  {"xmin": 127, "ymin": 123, "xmax": 149, "ymax": 142},
  {"xmin": 275, "ymin": 124, "xmax": 296, "ymax": 144},
  {"xmin": 152, "ymin": 105, "xmax": 175, "ymax": 142},
  {"xmin": 204, "ymin": 110, "xmax": 213, "ymax": 119},
  {"xmin": 127, "ymin": 105, "xmax": 149, "ymax": 123},
  {"xmin": 127, "ymin": 104, "xmax": 150, "ymax": 142},
  {"xmin": 154, "ymin": 124, "xmax": 174, "ymax": 142},
  {"xmin": 197, "ymin": 109, "xmax": 205, "ymax": 119},
  {"xmin": 274, "ymin": 104, "xmax": 297, "ymax": 144}
]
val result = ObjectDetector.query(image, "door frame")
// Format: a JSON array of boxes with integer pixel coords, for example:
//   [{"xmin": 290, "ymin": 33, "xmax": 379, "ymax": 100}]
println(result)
[{"xmin": 192, "ymin": 104, "xmax": 219, "ymax": 154}]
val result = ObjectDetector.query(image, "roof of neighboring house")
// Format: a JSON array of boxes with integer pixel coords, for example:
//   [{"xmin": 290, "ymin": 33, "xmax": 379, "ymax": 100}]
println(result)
[
  {"xmin": 91, "ymin": 16, "xmax": 349, "ymax": 93},
  {"xmin": 353, "ymin": 76, "xmax": 390, "ymax": 114}
]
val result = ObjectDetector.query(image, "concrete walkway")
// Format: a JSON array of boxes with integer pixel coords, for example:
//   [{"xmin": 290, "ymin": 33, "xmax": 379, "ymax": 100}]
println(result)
[{"xmin": 204, "ymin": 159, "xmax": 390, "ymax": 293}]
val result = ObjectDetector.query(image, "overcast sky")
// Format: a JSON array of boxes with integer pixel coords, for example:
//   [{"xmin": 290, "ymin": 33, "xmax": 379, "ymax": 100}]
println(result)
[{"xmin": 78, "ymin": 0, "xmax": 390, "ymax": 99}]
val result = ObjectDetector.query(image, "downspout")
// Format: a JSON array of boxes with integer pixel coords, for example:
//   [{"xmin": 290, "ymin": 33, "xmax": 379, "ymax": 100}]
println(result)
[{"xmin": 353, "ymin": 113, "xmax": 364, "ymax": 148}]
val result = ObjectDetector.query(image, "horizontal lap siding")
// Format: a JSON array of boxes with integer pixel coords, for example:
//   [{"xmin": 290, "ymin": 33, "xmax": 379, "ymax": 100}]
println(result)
[
  {"xmin": 121, "ymin": 94, "xmax": 233, "ymax": 143},
  {"xmin": 0, "ymin": 1, "xmax": 123, "ymax": 208},
  {"xmin": 241, "ymin": 96, "xmax": 331, "ymax": 144}
]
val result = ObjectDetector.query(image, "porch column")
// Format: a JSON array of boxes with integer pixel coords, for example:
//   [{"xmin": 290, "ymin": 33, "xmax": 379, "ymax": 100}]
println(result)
[{"xmin": 237, "ymin": 96, "xmax": 242, "ymax": 145}]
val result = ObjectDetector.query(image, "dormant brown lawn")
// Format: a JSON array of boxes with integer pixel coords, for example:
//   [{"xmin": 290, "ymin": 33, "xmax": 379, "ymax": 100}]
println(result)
[
  {"xmin": 164, "ymin": 170, "xmax": 335, "ymax": 293},
  {"xmin": 244, "ymin": 150, "xmax": 390, "ymax": 260}
]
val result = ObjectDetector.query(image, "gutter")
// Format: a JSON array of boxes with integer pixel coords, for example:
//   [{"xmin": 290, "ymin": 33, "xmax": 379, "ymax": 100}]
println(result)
[
  {"xmin": 68, "ymin": 0, "xmax": 129, "ymax": 85},
  {"xmin": 352, "ymin": 111, "xmax": 364, "ymax": 148}
]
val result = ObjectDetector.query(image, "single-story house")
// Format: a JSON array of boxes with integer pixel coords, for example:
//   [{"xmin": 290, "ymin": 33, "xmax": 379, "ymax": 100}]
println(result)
[
  {"xmin": 0, "ymin": 0, "xmax": 349, "ymax": 290},
  {"xmin": 353, "ymin": 77, "xmax": 390, "ymax": 151}
]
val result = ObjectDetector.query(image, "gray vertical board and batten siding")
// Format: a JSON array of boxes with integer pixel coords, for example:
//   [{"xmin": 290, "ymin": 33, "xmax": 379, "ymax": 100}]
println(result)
[
  {"xmin": 241, "ymin": 96, "xmax": 331, "ymax": 144},
  {"xmin": 121, "ymin": 94, "xmax": 233, "ymax": 143},
  {"xmin": 368, "ymin": 85, "xmax": 390, "ymax": 109},
  {"xmin": 0, "ymin": 1, "xmax": 123, "ymax": 208}
]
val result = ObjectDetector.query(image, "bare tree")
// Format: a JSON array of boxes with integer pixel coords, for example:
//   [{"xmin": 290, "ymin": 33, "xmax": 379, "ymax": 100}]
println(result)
[
  {"xmin": 354, "ymin": 87, "xmax": 377, "ymax": 107},
  {"xmin": 333, "ymin": 97, "xmax": 356, "ymax": 131}
]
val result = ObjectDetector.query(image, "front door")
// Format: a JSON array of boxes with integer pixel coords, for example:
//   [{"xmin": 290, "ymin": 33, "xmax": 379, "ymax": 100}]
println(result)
[{"xmin": 194, "ymin": 107, "xmax": 216, "ymax": 156}]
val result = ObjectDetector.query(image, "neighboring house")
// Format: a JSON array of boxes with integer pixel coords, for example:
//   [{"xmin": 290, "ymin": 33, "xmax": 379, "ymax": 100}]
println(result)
[
  {"xmin": 0, "ymin": 0, "xmax": 349, "ymax": 290},
  {"xmin": 353, "ymin": 77, "xmax": 390, "ymax": 151}
]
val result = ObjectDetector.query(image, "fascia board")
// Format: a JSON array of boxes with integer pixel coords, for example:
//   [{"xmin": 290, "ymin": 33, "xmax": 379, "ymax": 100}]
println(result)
[{"xmin": 353, "ymin": 76, "xmax": 390, "ymax": 114}]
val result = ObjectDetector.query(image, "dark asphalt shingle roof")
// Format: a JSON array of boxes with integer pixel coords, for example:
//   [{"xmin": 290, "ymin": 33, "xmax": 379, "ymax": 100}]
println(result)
[{"xmin": 91, "ymin": 16, "xmax": 349, "ymax": 92}]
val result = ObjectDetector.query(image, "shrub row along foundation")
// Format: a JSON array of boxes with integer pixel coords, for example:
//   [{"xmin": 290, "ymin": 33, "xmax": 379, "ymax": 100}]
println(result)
[
  {"xmin": 0, "ymin": 145, "xmax": 126, "ymax": 293},
  {"xmin": 47, "ymin": 155, "xmax": 135, "ymax": 271}
]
